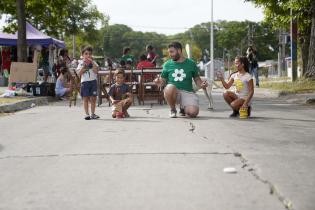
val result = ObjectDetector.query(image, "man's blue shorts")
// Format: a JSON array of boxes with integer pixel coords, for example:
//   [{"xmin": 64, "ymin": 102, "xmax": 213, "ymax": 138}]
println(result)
[{"xmin": 81, "ymin": 80, "xmax": 97, "ymax": 97}]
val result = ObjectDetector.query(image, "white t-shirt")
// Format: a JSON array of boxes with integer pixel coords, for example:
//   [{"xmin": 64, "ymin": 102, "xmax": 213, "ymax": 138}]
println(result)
[
  {"xmin": 230, "ymin": 72, "xmax": 253, "ymax": 98},
  {"xmin": 76, "ymin": 60, "xmax": 99, "ymax": 83}
]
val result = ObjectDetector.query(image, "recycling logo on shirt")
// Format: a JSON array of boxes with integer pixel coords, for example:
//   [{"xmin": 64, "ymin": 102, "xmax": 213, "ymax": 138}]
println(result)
[{"xmin": 172, "ymin": 69, "xmax": 186, "ymax": 82}]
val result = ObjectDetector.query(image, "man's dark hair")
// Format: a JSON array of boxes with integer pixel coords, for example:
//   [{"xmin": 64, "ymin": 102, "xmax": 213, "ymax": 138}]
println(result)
[
  {"xmin": 123, "ymin": 47, "xmax": 131, "ymax": 55},
  {"xmin": 139, "ymin": 54, "xmax": 147, "ymax": 61},
  {"xmin": 168, "ymin": 42, "xmax": 182, "ymax": 51}
]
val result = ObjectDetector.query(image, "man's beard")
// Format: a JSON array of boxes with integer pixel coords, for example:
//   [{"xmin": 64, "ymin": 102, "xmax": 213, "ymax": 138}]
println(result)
[{"xmin": 172, "ymin": 53, "xmax": 180, "ymax": 61}]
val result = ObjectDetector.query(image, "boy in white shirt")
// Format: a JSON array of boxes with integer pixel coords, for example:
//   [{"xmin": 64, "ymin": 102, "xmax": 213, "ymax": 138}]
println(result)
[{"xmin": 76, "ymin": 46, "xmax": 99, "ymax": 120}]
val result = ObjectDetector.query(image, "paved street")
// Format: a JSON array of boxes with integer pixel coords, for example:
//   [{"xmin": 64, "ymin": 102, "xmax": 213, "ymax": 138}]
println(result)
[{"xmin": 0, "ymin": 89, "xmax": 314, "ymax": 210}]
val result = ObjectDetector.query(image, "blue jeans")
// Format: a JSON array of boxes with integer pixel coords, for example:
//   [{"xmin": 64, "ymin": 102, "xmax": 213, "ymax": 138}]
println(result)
[{"xmin": 250, "ymin": 67, "xmax": 259, "ymax": 86}]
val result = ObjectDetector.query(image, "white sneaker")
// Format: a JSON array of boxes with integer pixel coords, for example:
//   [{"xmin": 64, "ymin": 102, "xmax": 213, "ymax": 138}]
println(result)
[{"xmin": 169, "ymin": 109, "xmax": 177, "ymax": 118}]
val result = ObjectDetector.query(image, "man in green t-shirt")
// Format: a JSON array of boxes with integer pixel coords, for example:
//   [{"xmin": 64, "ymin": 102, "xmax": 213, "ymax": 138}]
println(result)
[{"xmin": 154, "ymin": 42, "xmax": 208, "ymax": 118}]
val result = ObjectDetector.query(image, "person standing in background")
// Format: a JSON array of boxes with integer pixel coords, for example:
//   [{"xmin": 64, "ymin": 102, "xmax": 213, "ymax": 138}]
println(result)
[
  {"xmin": 246, "ymin": 46, "xmax": 259, "ymax": 87},
  {"xmin": 1, "ymin": 47, "xmax": 11, "ymax": 86}
]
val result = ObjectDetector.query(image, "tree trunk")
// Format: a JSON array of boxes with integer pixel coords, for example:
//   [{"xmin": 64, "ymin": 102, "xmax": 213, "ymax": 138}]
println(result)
[
  {"xmin": 16, "ymin": 0, "xmax": 27, "ymax": 62},
  {"xmin": 300, "ymin": 26, "xmax": 310, "ymax": 76},
  {"xmin": 306, "ymin": 0, "xmax": 315, "ymax": 79}
]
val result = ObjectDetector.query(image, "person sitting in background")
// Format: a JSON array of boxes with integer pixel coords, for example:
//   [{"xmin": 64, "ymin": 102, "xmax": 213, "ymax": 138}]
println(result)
[
  {"xmin": 137, "ymin": 54, "xmax": 155, "ymax": 82},
  {"xmin": 126, "ymin": 60, "xmax": 132, "ymax": 70},
  {"xmin": 55, "ymin": 67, "xmax": 72, "ymax": 98},
  {"xmin": 146, "ymin": 45, "xmax": 159, "ymax": 66},
  {"xmin": 136, "ymin": 54, "xmax": 155, "ymax": 69},
  {"xmin": 120, "ymin": 60, "xmax": 126, "ymax": 69},
  {"xmin": 106, "ymin": 58, "xmax": 113, "ymax": 70},
  {"xmin": 121, "ymin": 47, "xmax": 134, "ymax": 66},
  {"xmin": 59, "ymin": 49, "xmax": 72, "ymax": 68}
]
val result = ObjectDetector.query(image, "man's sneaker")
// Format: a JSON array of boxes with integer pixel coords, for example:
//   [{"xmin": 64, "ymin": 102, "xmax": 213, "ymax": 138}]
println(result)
[
  {"xmin": 229, "ymin": 110, "xmax": 239, "ymax": 118},
  {"xmin": 91, "ymin": 114, "xmax": 100, "ymax": 119},
  {"xmin": 84, "ymin": 115, "xmax": 91, "ymax": 120},
  {"xmin": 179, "ymin": 108, "xmax": 185, "ymax": 116},
  {"xmin": 169, "ymin": 109, "xmax": 177, "ymax": 118}
]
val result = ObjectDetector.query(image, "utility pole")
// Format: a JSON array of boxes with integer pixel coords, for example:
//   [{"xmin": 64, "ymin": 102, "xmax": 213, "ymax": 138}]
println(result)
[
  {"xmin": 290, "ymin": 9, "xmax": 298, "ymax": 81},
  {"xmin": 278, "ymin": 29, "xmax": 286, "ymax": 77},
  {"xmin": 210, "ymin": 0, "xmax": 214, "ymax": 81},
  {"xmin": 278, "ymin": 29, "xmax": 282, "ymax": 77}
]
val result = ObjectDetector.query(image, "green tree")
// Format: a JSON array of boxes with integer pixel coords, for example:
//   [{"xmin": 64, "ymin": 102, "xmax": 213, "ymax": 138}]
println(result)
[
  {"xmin": 16, "ymin": 0, "xmax": 27, "ymax": 62},
  {"xmin": 0, "ymin": 0, "xmax": 106, "ymax": 57},
  {"xmin": 102, "ymin": 24, "xmax": 133, "ymax": 59},
  {"xmin": 246, "ymin": 0, "xmax": 314, "ymax": 78},
  {"xmin": 184, "ymin": 21, "xmax": 278, "ymax": 62}
]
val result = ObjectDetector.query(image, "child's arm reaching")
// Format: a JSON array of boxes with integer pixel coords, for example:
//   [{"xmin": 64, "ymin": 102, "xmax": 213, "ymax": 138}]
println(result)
[
  {"xmin": 217, "ymin": 72, "xmax": 233, "ymax": 89},
  {"xmin": 110, "ymin": 96, "xmax": 119, "ymax": 104}
]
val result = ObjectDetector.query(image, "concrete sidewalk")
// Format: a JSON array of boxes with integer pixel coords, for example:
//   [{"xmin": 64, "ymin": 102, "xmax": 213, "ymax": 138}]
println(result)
[{"xmin": 0, "ymin": 89, "xmax": 314, "ymax": 210}]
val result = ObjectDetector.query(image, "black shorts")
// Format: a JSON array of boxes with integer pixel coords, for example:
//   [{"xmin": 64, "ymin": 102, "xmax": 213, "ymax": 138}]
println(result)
[{"xmin": 81, "ymin": 80, "xmax": 97, "ymax": 97}]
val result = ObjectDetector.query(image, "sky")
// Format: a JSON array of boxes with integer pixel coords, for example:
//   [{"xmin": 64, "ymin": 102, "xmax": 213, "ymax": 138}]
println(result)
[
  {"xmin": 0, "ymin": 0, "xmax": 264, "ymax": 35},
  {"xmin": 93, "ymin": 0, "xmax": 265, "ymax": 35}
]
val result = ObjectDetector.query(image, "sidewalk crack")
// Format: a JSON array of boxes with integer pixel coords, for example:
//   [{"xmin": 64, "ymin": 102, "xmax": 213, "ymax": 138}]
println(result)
[
  {"xmin": 0, "ymin": 152, "xmax": 234, "ymax": 160},
  {"xmin": 234, "ymin": 152, "xmax": 294, "ymax": 210}
]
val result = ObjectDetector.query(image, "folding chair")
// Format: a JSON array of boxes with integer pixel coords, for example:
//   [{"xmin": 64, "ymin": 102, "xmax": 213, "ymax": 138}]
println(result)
[
  {"xmin": 97, "ymin": 69, "xmax": 113, "ymax": 107},
  {"xmin": 139, "ymin": 68, "xmax": 164, "ymax": 105},
  {"xmin": 69, "ymin": 68, "xmax": 81, "ymax": 107},
  {"xmin": 125, "ymin": 69, "xmax": 141, "ymax": 105}
]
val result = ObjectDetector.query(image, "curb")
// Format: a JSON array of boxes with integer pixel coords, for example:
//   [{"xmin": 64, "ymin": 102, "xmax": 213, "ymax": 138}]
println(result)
[
  {"xmin": 253, "ymin": 88, "xmax": 281, "ymax": 98},
  {"xmin": 0, "ymin": 97, "xmax": 52, "ymax": 113}
]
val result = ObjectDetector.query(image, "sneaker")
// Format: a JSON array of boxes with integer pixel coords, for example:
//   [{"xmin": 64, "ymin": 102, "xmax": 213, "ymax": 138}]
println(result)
[
  {"xmin": 84, "ymin": 115, "xmax": 91, "ymax": 120},
  {"xmin": 91, "ymin": 114, "xmax": 100, "ymax": 119},
  {"xmin": 229, "ymin": 110, "xmax": 239, "ymax": 118},
  {"xmin": 124, "ymin": 111, "xmax": 130, "ymax": 118},
  {"xmin": 169, "ymin": 109, "xmax": 177, "ymax": 118},
  {"xmin": 248, "ymin": 106, "xmax": 251, "ymax": 117},
  {"xmin": 179, "ymin": 108, "xmax": 185, "ymax": 116}
]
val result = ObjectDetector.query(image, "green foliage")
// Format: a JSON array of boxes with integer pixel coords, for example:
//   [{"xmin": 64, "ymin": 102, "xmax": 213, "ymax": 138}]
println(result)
[
  {"xmin": 100, "ymin": 21, "xmax": 278, "ymax": 64},
  {"xmin": 0, "ymin": 1, "xmax": 279, "ymax": 65},
  {"xmin": 0, "ymin": 0, "xmax": 106, "ymax": 38},
  {"xmin": 246, "ymin": 0, "xmax": 311, "ymax": 35}
]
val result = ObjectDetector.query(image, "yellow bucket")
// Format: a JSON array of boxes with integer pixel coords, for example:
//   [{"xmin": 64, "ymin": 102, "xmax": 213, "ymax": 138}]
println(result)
[{"xmin": 239, "ymin": 107, "xmax": 248, "ymax": 119}]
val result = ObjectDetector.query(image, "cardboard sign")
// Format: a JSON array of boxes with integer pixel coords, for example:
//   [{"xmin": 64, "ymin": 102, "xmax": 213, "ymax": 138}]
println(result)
[{"xmin": 9, "ymin": 62, "xmax": 37, "ymax": 83}]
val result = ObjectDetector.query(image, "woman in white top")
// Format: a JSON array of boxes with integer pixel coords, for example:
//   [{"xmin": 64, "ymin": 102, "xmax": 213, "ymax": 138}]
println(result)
[{"xmin": 217, "ymin": 56, "xmax": 254, "ymax": 117}]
